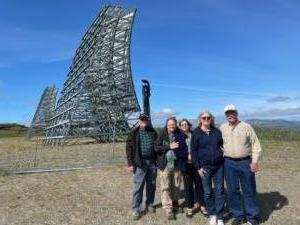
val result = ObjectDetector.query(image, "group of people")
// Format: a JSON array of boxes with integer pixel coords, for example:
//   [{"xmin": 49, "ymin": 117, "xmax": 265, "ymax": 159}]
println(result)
[{"xmin": 126, "ymin": 105, "xmax": 262, "ymax": 225}]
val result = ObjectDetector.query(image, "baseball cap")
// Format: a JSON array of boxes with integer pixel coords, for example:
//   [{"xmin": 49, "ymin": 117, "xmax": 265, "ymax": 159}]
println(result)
[
  {"xmin": 224, "ymin": 104, "xmax": 237, "ymax": 113},
  {"xmin": 139, "ymin": 113, "xmax": 149, "ymax": 120}
]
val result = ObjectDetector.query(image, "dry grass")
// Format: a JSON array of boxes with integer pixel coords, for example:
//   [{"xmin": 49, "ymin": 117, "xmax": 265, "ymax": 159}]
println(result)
[
  {"xmin": 0, "ymin": 138, "xmax": 299, "ymax": 224},
  {"xmin": 0, "ymin": 137, "xmax": 124, "ymax": 171}
]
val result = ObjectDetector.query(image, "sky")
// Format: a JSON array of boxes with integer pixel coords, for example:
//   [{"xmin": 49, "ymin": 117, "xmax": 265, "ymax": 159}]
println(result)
[{"xmin": 1, "ymin": 0, "xmax": 300, "ymax": 125}]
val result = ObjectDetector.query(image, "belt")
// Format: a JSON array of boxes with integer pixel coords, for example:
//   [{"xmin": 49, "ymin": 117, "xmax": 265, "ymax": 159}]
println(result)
[
  {"xmin": 141, "ymin": 156, "xmax": 155, "ymax": 160},
  {"xmin": 224, "ymin": 156, "xmax": 251, "ymax": 161}
]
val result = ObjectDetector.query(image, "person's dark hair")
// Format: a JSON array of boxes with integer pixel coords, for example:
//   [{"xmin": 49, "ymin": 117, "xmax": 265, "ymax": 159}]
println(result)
[
  {"xmin": 164, "ymin": 116, "xmax": 180, "ymax": 133},
  {"xmin": 179, "ymin": 118, "xmax": 192, "ymax": 129}
]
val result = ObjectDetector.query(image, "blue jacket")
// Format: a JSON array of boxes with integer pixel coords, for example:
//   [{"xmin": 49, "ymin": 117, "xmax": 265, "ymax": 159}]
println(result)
[
  {"xmin": 154, "ymin": 129, "xmax": 188, "ymax": 172},
  {"xmin": 191, "ymin": 127, "xmax": 224, "ymax": 169}
]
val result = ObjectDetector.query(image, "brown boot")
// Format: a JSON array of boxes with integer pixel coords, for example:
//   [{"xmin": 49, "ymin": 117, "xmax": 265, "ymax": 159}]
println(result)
[{"xmin": 186, "ymin": 208, "xmax": 193, "ymax": 218}]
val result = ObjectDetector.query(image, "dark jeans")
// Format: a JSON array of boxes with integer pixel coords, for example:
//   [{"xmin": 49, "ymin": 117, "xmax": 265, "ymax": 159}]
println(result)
[
  {"xmin": 224, "ymin": 158, "xmax": 259, "ymax": 221},
  {"xmin": 183, "ymin": 163, "xmax": 205, "ymax": 208},
  {"xmin": 132, "ymin": 159, "xmax": 157, "ymax": 212},
  {"xmin": 201, "ymin": 164, "xmax": 225, "ymax": 219}
]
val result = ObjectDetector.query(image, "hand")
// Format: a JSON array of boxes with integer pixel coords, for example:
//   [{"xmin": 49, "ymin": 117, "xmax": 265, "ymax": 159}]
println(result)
[
  {"xmin": 198, "ymin": 168, "xmax": 206, "ymax": 177},
  {"xmin": 250, "ymin": 162, "xmax": 258, "ymax": 173},
  {"xmin": 128, "ymin": 165, "xmax": 135, "ymax": 173},
  {"xmin": 170, "ymin": 142, "xmax": 179, "ymax": 149},
  {"xmin": 188, "ymin": 154, "xmax": 192, "ymax": 161}
]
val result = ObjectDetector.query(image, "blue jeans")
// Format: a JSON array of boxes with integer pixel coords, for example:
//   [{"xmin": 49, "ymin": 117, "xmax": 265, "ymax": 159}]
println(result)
[
  {"xmin": 201, "ymin": 165, "xmax": 225, "ymax": 219},
  {"xmin": 224, "ymin": 158, "xmax": 259, "ymax": 221},
  {"xmin": 132, "ymin": 159, "xmax": 157, "ymax": 212}
]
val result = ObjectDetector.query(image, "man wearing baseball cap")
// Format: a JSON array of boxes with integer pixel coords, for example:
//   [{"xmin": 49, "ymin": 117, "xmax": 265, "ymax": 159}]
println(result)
[
  {"xmin": 126, "ymin": 113, "xmax": 158, "ymax": 220},
  {"xmin": 220, "ymin": 105, "xmax": 262, "ymax": 225}
]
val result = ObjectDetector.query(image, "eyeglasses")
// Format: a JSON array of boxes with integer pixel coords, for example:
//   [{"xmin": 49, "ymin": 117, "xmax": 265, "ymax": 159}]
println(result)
[
  {"xmin": 225, "ymin": 111, "xmax": 237, "ymax": 116},
  {"xmin": 201, "ymin": 116, "xmax": 211, "ymax": 120}
]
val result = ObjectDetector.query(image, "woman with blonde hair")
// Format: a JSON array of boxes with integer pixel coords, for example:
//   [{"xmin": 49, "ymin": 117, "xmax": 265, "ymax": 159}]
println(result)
[{"xmin": 191, "ymin": 111, "xmax": 225, "ymax": 225}]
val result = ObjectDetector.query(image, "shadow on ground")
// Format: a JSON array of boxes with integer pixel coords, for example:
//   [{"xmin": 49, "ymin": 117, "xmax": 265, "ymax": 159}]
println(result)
[
  {"xmin": 257, "ymin": 191, "xmax": 288, "ymax": 223},
  {"xmin": 153, "ymin": 190, "xmax": 288, "ymax": 223}
]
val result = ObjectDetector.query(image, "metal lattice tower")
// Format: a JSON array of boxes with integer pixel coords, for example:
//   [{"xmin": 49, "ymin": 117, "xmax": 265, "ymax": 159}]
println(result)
[
  {"xmin": 27, "ymin": 85, "xmax": 57, "ymax": 139},
  {"xmin": 44, "ymin": 5, "xmax": 140, "ymax": 145}
]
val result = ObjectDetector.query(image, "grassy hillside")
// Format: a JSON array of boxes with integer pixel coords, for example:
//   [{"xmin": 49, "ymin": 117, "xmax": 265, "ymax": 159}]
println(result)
[
  {"xmin": 155, "ymin": 126, "xmax": 300, "ymax": 142},
  {"xmin": 1, "ymin": 122, "xmax": 300, "ymax": 141},
  {"xmin": 0, "ymin": 123, "xmax": 28, "ymax": 138},
  {"xmin": 247, "ymin": 119, "xmax": 300, "ymax": 130},
  {"xmin": 253, "ymin": 125, "xmax": 300, "ymax": 142}
]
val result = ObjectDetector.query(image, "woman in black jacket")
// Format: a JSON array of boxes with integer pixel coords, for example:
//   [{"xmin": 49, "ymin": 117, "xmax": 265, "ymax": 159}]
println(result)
[
  {"xmin": 179, "ymin": 118, "xmax": 207, "ymax": 218},
  {"xmin": 154, "ymin": 117, "xmax": 188, "ymax": 220},
  {"xmin": 191, "ymin": 111, "xmax": 225, "ymax": 225}
]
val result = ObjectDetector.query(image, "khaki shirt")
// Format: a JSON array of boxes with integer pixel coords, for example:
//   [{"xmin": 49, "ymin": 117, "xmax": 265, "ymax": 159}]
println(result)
[{"xmin": 220, "ymin": 121, "xmax": 262, "ymax": 163}]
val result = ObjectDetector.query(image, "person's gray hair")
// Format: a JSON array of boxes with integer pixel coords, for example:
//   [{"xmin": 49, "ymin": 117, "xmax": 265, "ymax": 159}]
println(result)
[{"xmin": 197, "ymin": 111, "xmax": 215, "ymax": 128}]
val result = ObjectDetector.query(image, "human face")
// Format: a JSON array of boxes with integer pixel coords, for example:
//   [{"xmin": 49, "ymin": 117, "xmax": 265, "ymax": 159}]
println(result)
[
  {"xmin": 180, "ymin": 121, "xmax": 190, "ymax": 133},
  {"xmin": 167, "ymin": 119, "xmax": 177, "ymax": 133},
  {"xmin": 139, "ymin": 118, "xmax": 149, "ymax": 128},
  {"xmin": 201, "ymin": 113, "xmax": 212, "ymax": 127},
  {"xmin": 225, "ymin": 110, "xmax": 238, "ymax": 124}
]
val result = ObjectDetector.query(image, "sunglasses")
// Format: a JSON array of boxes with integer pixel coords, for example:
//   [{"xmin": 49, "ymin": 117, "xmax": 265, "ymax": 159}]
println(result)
[
  {"xmin": 140, "ymin": 118, "xmax": 149, "ymax": 121},
  {"xmin": 201, "ymin": 116, "xmax": 211, "ymax": 120},
  {"xmin": 225, "ymin": 111, "xmax": 237, "ymax": 116}
]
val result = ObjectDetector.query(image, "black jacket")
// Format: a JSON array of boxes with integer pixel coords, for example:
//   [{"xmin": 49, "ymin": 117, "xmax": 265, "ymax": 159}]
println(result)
[
  {"xmin": 154, "ymin": 129, "xmax": 188, "ymax": 172},
  {"xmin": 191, "ymin": 127, "xmax": 224, "ymax": 169},
  {"xmin": 126, "ymin": 126, "xmax": 157, "ymax": 167}
]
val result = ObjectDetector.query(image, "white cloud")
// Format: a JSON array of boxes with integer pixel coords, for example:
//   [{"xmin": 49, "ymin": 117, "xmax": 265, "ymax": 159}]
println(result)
[
  {"xmin": 294, "ymin": 95, "xmax": 300, "ymax": 100},
  {"xmin": 152, "ymin": 108, "xmax": 178, "ymax": 118},
  {"xmin": 266, "ymin": 94, "xmax": 300, "ymax": 103},
  {"xmin": 151, "ymin": 108, "xmax": 178, "ymax": 126},
  {"xmin": 267, "ymin": 96, "xmax": 292, "ymax": 103},
  {"xmin": 161, "ymin": 108, "xmax": 177, "ymax": 115},
  {"xmin": 152, "ymin": 83, "xmax": 273, "ymax": 98}
]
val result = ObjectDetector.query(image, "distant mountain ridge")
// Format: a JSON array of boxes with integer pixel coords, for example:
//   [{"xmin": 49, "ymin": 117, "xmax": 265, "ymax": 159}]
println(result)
[
  {"xmin": 179, "ymin": 119, "xmax": 300, "ymax": 130},
  {"xmin": 246, "ymin": 119, "xmax": 300, "ymax": 129}
]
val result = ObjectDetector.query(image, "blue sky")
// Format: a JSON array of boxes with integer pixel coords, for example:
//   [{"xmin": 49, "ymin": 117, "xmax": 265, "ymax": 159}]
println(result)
[{"xmin": 1, "ymin": 0, "xmax": 300, "ymax": 125}]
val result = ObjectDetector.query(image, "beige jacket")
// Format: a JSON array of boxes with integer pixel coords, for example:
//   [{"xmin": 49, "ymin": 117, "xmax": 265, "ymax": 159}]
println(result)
[{"xmin": 220, "ymin": 121, "xmax": 262, "ymax": 163}]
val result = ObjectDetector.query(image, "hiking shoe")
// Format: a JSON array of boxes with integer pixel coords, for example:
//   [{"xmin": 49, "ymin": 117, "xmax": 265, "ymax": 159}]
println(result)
[
  {"xmin": 209, "ymin": 215, "xmax": 217, "ymax": 225},
  {"xmin": 247, "ymin": 220, "xmax": 259, "ymax": 225},
  {"xmin": 217, "ymin": 219, "xmax": 225, "ymax": 225},
  {"xmin": 232, "ymin": 218, "xmax": 246, "ymax": 225},
  {"xmin": 146, "ymin": 205, "xmax": 156, "ymax": 213},
  {"xmin": 132, "ymin": 211, "xmax": 140, "ymax": 220},
  {"xmin": 167, "ymin": 211, "xmax": 176, "ymax": 220},
  {"xmin": 186, "ymin": 208, "xmax": 193, "ymax": 218},
  {"xmin": 194, "ymin": 202, "xmax": 200, "ymax": 210},
  {"xmin": 200, "ymin": 206, "xmax": 209, "ymax": 216}
]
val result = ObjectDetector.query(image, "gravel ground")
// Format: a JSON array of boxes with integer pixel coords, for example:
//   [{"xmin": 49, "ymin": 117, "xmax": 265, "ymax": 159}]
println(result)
[{"xmin": 0, "ymin": 138, "xmax": 299, "ymax": 225}]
